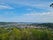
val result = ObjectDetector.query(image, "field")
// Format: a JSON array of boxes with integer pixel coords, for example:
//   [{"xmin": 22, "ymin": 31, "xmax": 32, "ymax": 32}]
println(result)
[{"xmin": 0, "ymin": 27, "xmax": 53, "ymax": 40}]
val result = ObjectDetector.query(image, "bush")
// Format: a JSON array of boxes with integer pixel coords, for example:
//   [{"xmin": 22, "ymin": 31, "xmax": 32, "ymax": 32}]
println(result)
[{"xmin": 0, "ymin": 27, "xmax": 53, "ymax": 40}]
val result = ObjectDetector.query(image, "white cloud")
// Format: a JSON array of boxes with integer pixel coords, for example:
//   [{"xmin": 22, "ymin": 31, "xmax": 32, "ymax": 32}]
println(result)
[
  {"xmin": 0, "ymin": 11, "xmax": 53, "ymax": 22},
  {"xmin": 24, "ymin": 12, "xmax": 53, "ymax": 16},
  {"xmin": 9, "ymin": 0, "xmax": 50, "ymax": 9},
  {"xmin": 0, "ymin": 0, "xmax": 52, "ymax": 10},
  {"xmin": 17, "ymin": 11, "xmax": 53, "ymax": 22},
  {"xmin": 0, "ymin": 0, "xmax": 53, "ymax": 22},
  {"xmin": 0, "ymin": 5, "xmax": 14, "ymax": 9}
]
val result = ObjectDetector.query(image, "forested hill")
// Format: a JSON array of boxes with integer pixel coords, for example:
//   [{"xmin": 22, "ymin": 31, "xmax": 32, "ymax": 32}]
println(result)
[
  {"xmin": 0, "ymin": 22, "xmax": 53, "ymax": 28},
  {"xmin": 30, "ymin": 23, "xmax": 53, "ymax": 28}
]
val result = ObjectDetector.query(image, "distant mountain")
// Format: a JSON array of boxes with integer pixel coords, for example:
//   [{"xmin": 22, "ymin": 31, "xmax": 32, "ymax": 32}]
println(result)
[
  {"xmin": 0, "ymin": 22, "xmax": 17, "ymax": 25},
  {"xmin": 0, "ymin": 22, "xmax": 53, "ymax": 28},
  {"xmin": 0, "ymin": 22, "xmax": 33, "ymax": 25}
]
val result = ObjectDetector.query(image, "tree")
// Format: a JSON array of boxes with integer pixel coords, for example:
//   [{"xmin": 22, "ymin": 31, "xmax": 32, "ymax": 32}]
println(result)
[{"xmin": 50, "ymin": 3, "xmax": 53, "ymax": 7}]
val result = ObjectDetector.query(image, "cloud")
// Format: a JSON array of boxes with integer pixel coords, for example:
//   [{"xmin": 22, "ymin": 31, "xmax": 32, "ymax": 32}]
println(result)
[
  {"xmin": 0, "ymin": 11, "xmax": 53, "ymax": 22},
  {"xmin": 24, "ymin": 12, "xmax": 53, "ymax": 16},
  {"xmin": 10, "ymin": 0, "xmax": 50, "ymax": 8},
  {"xmin": 0, "ymin": 0, "xmax": 53, "ymax": 22},
  {"xmin": 0, "ymin": 5, "xmax": 14, "ymax": 9},
  {"xmin": 0, "ymin": 0, "xmax": 52, "ymax": 10},
  {"xmin": 17, "ymin": 11, "xmax": 53, "ymax": 22}
]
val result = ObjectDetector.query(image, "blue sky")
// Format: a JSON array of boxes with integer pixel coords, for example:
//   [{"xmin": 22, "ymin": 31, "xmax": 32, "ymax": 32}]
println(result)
[{"xmin": 0, "ymin": 0, "xmax": 53, "ymax": 22}]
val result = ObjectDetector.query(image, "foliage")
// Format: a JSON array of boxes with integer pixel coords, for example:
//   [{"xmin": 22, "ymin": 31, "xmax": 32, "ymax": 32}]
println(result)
[
  {"xmin": 0, "ymin": 27, "xmax": 53, "ymax": 40},
  {"xmin": 50, "ymin": 3, "xmax": 53, "ymax": 7}
]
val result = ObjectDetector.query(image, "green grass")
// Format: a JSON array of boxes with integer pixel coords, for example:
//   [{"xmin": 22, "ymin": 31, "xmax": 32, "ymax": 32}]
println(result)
[{"xmin": 0, "ymin": 27, "xmax": 53, "ymax": 40}]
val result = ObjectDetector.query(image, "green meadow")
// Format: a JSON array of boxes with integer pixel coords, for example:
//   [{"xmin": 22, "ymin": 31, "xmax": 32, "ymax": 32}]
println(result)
[{"xmin": 0, "ymin": 27, "xmax": 53, "ymax": 40}]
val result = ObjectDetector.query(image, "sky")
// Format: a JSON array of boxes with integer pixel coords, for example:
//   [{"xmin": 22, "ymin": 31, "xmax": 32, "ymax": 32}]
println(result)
[{"xmin": 0, "ymin": 0, "xmax": 53, "ymax": 23}]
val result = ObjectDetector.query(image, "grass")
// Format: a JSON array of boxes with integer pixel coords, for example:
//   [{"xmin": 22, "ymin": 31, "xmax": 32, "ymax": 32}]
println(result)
[{"xmin": 0, "ymin": 27, "xmax": 53, "ymax": 40}]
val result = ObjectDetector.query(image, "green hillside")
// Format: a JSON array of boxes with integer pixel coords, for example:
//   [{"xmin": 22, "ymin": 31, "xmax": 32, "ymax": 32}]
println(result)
[{"xmin": 0, "ymin": 27, "xmax": 53, "ymax": 40}]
